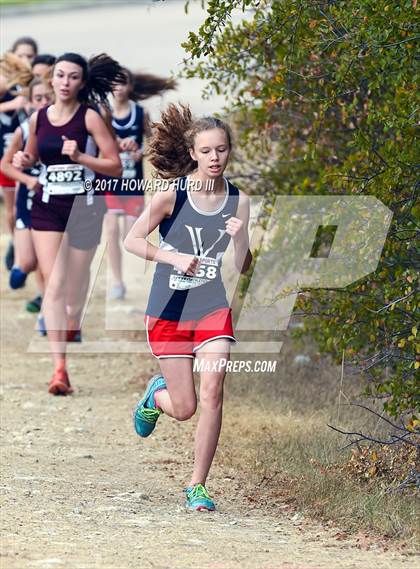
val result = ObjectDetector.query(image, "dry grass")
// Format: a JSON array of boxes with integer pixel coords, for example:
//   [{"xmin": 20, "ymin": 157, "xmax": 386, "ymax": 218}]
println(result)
[{"xmin": 217, "ymin": 332, "xmax": 420, "ymax": 548}]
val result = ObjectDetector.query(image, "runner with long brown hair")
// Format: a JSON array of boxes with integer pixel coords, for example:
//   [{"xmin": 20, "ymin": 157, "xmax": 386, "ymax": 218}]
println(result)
[
  {"xmin": 125, "ymin": 104, "xmax": 252, "ymax": 511},
  {"xmin": 13, "ymin": 52, "xmax": 124, "ymax": 395}
]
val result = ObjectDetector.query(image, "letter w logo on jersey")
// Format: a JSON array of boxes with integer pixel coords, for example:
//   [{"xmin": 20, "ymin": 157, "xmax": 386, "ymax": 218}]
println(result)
[{"xmin": 185, "ymin": 225, "xmax": 226, "ymax": 257}]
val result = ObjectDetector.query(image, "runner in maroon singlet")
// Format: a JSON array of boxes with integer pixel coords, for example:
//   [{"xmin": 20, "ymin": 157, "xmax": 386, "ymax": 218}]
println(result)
[{"xmin": 13, "ymin": 52, "xmax": 125, "ymax": 395}]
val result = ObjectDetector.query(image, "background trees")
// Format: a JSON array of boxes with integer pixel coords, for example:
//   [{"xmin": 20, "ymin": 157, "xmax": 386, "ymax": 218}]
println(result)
[{"xmin": 182, "ymin": 0, "xmax": 419, "ymax": 424}]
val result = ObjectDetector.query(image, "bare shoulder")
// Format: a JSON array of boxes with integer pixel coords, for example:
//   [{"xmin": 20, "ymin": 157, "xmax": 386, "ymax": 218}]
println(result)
[
  {"xmin": 236, "ymin": 189, "xmax": 250, "ymax": 216},
  {"xmin": 237, "ymin": 188, "xmax": 250, "ymax": 203},
  {"xmin": 85, "ymin": 107, "xmax": 105, "ymax": 130},
  {"xmin": 28, "ymin": 111, "xmax": 38, "ymax": 129},
  {"xmin": 150, "ymin": 179, "xmax": 177, "ymax": 217},
  {"xmin": 13, "ymin": 125, "xmax": 24, "ymax": 144}
]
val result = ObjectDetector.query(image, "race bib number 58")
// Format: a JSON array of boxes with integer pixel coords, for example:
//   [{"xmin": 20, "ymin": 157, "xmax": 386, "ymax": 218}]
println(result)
[{"xmin": 169, "ymin": 256, "xmax": 219, "ymax": 290}]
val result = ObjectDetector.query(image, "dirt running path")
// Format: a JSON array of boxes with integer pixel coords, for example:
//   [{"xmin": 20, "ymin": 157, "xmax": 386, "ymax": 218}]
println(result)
[{"xmin": 1, "ymin": 230, "xmax": 417, "ymax": 569}]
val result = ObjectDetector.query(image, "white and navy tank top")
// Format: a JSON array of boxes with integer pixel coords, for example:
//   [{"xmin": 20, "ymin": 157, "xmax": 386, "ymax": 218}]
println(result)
[
  {"xmin": 15, "ymin": 119, "xmax": 40, "ymax": 227},
  {"xmin": 146, "ymin": 176, "xmax": 240, "ymax": 321},
  {"xmin": 0, "ymin": 90, "xmax": 21, "ymax": 159},
  {"xmin": 21, "ymin": 119, "xmax": 41, "ymax": 178},
  {"xmin": 112, "ymin": 100, "xmax": 144, "ymax": 194}
]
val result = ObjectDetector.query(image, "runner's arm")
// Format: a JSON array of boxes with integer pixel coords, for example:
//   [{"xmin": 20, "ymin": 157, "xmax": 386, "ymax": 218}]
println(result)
[
  {"xmin": 127, "ymin": 109, "xmax": 150, "ymax": 160},
  {"xmin": 0, "ymin": 127, "xmax": 39, "ymax": 189},
  {"xmin": 73, "ymin": 108, "xmax": 122, "ymax": 177},
  {"xmin": 124, "ymin": 187, "xmax": 200, "ymax": 275},
  {"xmin": 225, "ymin": 191, "xmax": 252, "ymax": 273},
  {"xmin": 12, "ymin": 112, "xmax": 39, "ymax": 169},
  {"xmin": 0, "ymin": 95, "xmax": 27, "ymax": 113}
]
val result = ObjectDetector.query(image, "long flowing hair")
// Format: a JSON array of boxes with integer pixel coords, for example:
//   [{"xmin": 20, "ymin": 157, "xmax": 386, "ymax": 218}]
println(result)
[
  {"xmin": 120, "ymin": 68, "xmax": 177, "ymax": 101},
  {"xmin": 148, "ymin": 103, "xmax": 232, "ymax": 179},
  {"xmin": 0, "ymin": 52, "xmax": 33, "ymax": 90}
]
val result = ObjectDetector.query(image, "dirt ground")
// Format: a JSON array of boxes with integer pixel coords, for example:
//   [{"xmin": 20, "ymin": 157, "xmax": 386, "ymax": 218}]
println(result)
[
  {"xmin": 1, "ymin": 225, "xmax": 418, "ymax": 569},
  {"xmin": 1, "ymin": 3, "xmax": 418, "ymax": 566}
]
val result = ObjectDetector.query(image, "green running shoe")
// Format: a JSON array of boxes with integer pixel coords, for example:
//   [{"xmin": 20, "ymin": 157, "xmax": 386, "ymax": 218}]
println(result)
[
  {"xmin": 184, "ymin": 484, "xmax": 216, "ymax": 511},
  {"xmin": 133, "ymin": 374, "xmax": 166, "ymax": 437},
  {"xmin": 26, "ymin": 294, "xmax": 42, "ymax": 313}
]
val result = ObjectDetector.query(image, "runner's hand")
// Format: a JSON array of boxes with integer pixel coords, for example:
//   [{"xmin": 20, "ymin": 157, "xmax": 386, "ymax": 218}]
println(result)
[
  {"xmin": 225, "ymin": 216, "xmax": 244, "ymax": 240},
  {"xmin": 173, "ymin": 254, "xmax": 201, "ymax": 276},
  {"xmin": 119, "ymin": 137, "xmax": 138, "ymax": 152},
  {"xmin": 61, "ymin": 136, "xmax": 80, "ymax": 161},
  {"xmin": 131, "ymin": 148, "xmax": 143, "ymax": 162},
  {"xmin": 12, "ymin": 150, "xmax": 32, "ymax": 169},
  {"xmin": 26, "ymin": 176, "xmax": 41, "ymax": 192},
  {"xmin": 9, "ymin": 95, "xmax": 27, "ymax": 111}
]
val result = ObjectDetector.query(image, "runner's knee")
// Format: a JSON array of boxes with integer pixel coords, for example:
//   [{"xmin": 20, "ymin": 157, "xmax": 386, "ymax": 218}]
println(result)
[
  {"xmin": 173, "ymin": 401, "xmax": 197, "ymax": 421},
  {"xmin": 200, "ymin": 379, "xmax": 224, "ymax": 410},
  {"xmin": 44, "ymin": 278, "xmax": 66, "ymax": 302}
]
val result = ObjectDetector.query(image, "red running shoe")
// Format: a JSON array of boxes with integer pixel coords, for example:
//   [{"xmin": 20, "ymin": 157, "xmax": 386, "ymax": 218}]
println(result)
[{"xmin": 48, "ymin": 369, "xmax": 74, "ymax": 395}]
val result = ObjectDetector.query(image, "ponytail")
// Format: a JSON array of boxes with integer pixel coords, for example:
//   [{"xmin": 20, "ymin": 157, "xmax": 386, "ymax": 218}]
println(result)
[
  {"xmin": 148, "ymin": 103, "xmax": 196, "ymax": 179},
  {"xmin": 122, "ymin": 69, "xmax": 177, "ymax": 101},
  {"xmin": 148, "ymin": 103, "xmax": 233, "ymax": 180},
  {"xmin": 85, "ymin": 53, "xmax": 126, "ymax": 106}
]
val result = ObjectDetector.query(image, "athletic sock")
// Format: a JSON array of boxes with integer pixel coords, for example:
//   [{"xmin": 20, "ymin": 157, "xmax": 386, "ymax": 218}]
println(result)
[
  {"xmin": 55, "ymin": 358, "xmax": 66, "ymax": 372},
  {"xmin": 67, "ymin": 318, "xmax": 80, "ymax": 331},
  {"xmin": 152, "ymin": 388, "xmax": 165, "ymax": 410}
]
